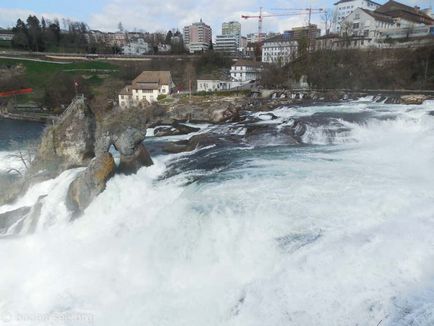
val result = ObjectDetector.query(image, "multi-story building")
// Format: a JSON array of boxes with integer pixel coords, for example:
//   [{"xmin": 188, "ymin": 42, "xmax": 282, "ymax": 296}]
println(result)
[
  {"xmin": 222, "ymin": 21, "xmax": 241, "ymax": 40},
  {"xmin": 183, "ymin": 19, "xmax": 212, "ymax": 53},
  {"xmin": 122, "ymin": 38, "xmax": 151, "ymax": 55},
  {"xmin": 215, "ymin": 21, "xmax": 242, "ymax": 54},
  {"xmin": 230, "ymin": 60, "xmax": 263, "ymax": 82},
  {"xmin": 118, "ymin": 71, "xmax": 175, "ymax": 107},
  {"xmin": 375, "ymin": 0, "xmax": 434, "ymax": 27},
  {"xmin": 340, "ymin": 1, "xmax": 434, "ymax": 46},
  {"xmin": 332, "ymin": 0, "xmax": 382, "ymax": 33},
  {"xmin": 214, "ymin": 35, "xmax": 239, "ymax": 54},
  {"xmin": 261, "ymin": 34, "xmax": 298, "ymax": 65},
  {"xmin": 292, "ymin": 25, "xmax": 321, "ymax": 41},
  {"xmin": 340, "ymin": 8, "xmax": 395, "ymax": 46}
]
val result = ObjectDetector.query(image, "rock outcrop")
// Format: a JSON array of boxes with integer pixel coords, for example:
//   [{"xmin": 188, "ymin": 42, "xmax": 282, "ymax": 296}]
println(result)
[
  {"xmin": 154, "ymin": 122, "xmax": 200, "ymax": 137},
  {"xmin": 95, "ymin": 105, "xmax": 153, "ymax": 175},
  {"xmin": 0, "ymin": 206, "xmax": 31, "ymax": 234},
  {"xmin": 66, "ymin": 152, "xmax": 116, "ymax": 215},
  {"xmin": 210, "ymin": 105, "xmax": 240, "ymax": 123},
  {"xmin": 34, "ymin": 96, "xmax": 96, "ymax": 173},
  {"xmin": 400, "ymin": 94, "xmax": 430, "ymax": 105}
]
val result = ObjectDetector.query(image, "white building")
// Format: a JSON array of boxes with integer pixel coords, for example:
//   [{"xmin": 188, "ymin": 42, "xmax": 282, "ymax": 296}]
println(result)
[
  {"xmin": 332, "ymin": 0, "xmax": 382, "ymax": 33},
  {"xmin": 214, "ymin": 35, "xmax": 239, "ymax": 54},
  {"xmin": 261, "ymin": 35, "xmax": 298, "ymax": 65},
  {"xmin": 230, "ymin": 60, "xmax": 262, "ymax": 82},
  {"xmin": 119, "ymin": 71, "xmax": 175, "ymax": 108},
  {"xmin": 340, "ymin": 1, "xmax": 434, "ymax": 46},
  {"xmin": 122, "ymin": 39, "xmax": 150, "ymax": 55},
  {"xmin": 197, "ymin": 80, "xmax": 245, "ymax": 92},
  {"xmin": 340, "ymin": 8, "xmax": 395, "ymax": 42}
]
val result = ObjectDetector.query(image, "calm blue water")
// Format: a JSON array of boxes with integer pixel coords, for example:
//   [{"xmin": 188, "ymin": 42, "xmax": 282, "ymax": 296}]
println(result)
[{"xmin": 0, "ymin": 118, "xmax": 45, "ymax": 150}]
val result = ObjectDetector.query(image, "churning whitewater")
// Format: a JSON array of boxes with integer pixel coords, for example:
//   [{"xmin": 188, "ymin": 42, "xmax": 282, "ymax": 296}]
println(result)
[{"xmin": 1, "ymin": 100, "xmax": 434, "ymax": 326}]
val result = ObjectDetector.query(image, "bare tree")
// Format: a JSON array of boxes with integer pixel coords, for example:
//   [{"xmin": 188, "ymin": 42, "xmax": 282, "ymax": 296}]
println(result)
[
  {"xmin": 321, "ymin": 9, "xmax": 334, "ymax": 35},
  {"xmin": 6, "ymin": 140, "xmax": 37, "ymax": 176}
]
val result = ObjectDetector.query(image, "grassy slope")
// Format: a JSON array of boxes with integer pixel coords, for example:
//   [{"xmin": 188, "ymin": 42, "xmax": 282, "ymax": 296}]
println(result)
[{"xmin": 0, "ymin": 58, "xmax": 119, "ymax": 102}]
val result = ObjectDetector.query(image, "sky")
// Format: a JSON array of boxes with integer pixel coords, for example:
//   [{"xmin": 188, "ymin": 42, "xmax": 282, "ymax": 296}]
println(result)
[{"xmin": 0, "ymin": 0, "xmax": 431, "ymax": 36}]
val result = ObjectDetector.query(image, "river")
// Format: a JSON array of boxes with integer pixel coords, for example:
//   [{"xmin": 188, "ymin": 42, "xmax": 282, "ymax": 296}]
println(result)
[{"xmin": 0, "ymin": 99, "xmax": 434, "ymax": 325}]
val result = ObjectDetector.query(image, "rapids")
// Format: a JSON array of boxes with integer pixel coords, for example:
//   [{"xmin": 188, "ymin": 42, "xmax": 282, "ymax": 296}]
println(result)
[{"xmin": 1, "ymin": 100, "xmax": 434, "ymax": 325}]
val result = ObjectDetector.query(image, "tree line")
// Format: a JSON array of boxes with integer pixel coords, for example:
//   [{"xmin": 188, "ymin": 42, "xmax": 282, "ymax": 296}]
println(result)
[{"xmin": 11, "ymin": 16, "xmax": 94, "ymax": 52}]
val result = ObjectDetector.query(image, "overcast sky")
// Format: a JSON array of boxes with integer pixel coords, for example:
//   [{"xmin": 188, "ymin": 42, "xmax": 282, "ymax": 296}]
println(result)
[{"xmin": 0, "ymin": 0, "xmax": 431, "ymax": 35}]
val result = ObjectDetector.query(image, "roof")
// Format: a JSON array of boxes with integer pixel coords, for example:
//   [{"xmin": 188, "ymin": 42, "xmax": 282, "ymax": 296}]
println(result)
[
  {"xmin": 132, "ymin": 71, "xmax": 172, "ymax": 89},
  {"xmin": 334, "ymin": 0, "xmax": 381, "ymax": 6},
  {"xmin": 375, "ymin": 0, "xmax": 434, "ymax": 24},
  {"xmin": 232, "ymin": 59, "xmax": 262, "ymax": 67},
  {"xmin": 360, "ymin": 8, "xmax": 395, "ymax": 23},
  {"xmin": 263, "ymin": 34, "xmax": 295, "ymax": 43},
  {"xmin": 119, "ymin": 85, "xmax": 132, "ymax": 96},
  {"xmin": 316, "ymin": 33, "xmax": 341, "ymax": 40}
]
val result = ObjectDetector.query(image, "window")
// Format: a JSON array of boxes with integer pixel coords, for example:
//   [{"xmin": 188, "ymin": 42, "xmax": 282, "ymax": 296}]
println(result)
[
  {"xmin": 364, "ymin": 30, "xmax": 369, "ymax": 37},
  {"xmin": 353, "ymin": 23, "xmax": 360, "ymax": 29},
  {"xmin": 355, "ymin": 13, "xmax": 360, "ymax": 19}
]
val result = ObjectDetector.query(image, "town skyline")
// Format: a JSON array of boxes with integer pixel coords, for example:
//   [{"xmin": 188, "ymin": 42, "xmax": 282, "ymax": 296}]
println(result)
[{"xmin": 1, "ymin": 0, "xmax": 432, "ymax": 36}]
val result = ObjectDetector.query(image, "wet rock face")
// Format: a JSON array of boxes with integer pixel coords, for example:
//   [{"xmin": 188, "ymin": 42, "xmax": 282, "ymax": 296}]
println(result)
[
  {"xmin": 66, "ymin": 152, "xmax": 116, "ymax": 215},
  {"xmin": 35, "ymin": 97, "xmax": 96, "ymax": 171},
  {"xmin": 154, "ymin": 122, "xmax": 200, "ymax": 137},
  {"xmin": 400, "ymin": 94, "xmax": 429, "ymax": 105},
  {"xmin": 0, "ymin": 207, "xmax": 31, "ymax": 234},
  {"xmin": 118, "ymin": 143, "xmax": 153, "ymax": 175},
  {"xmin": 112, "ymin": 127, "xmax": 147, "ymax": 156},
  {"xmin": 95, "ymin": 106, "xmax": 153, "ymax": 174},
  {"xmin": 210, "ymin": 105, "xmax": 240, "ymax": 124}
]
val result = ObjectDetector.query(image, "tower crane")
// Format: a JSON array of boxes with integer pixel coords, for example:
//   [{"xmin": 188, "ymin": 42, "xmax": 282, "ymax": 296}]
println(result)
[{"xmin": 241, "ymin": 7, "xmax": 324, "ymax": 43}]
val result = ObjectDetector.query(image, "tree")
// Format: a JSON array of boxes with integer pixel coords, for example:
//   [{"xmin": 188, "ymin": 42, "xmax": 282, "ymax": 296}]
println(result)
[
  {"xmin": 321, "ymin": 9, "xmax": 333, "ymax": 35},
  {"xmin": 26, "ymin": 15, "xmax": 44, "ymax": 51},
  {"xmin": 118, "ymin": 22, "xmax": 124, "ymax": 32},
  {"xmin": 165, "ymin": 30, "xmax": 173, "ymax": 44},
  {"xmin": 341, "ymin": 21, "xmax": 353, "ymax": 47},
  {"xmin": 11, "ymin": 19, "xmax": 29, "ymax": 49}
]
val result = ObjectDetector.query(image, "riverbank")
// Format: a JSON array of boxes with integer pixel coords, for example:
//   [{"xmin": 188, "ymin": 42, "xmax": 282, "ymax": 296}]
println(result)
[{"xmin": 0, "ymin": 112, "xmax": 57, "ymax": 123}]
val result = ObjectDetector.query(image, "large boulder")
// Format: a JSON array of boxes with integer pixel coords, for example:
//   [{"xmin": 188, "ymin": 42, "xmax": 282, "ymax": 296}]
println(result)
[
  {"xmin": 154, "ymin": 122, "xmax": 200, "ymax": 137},
  {"xmin": 0, "ymin": 206, "xmax": 31, "ymax": 234},
  {"xmin": 34, "ymin": 97, "xmax": 96, "ymax": 172},
  {"xmin": 66, "ymin": 152, "xmax": 116, "ymax": 215},
  {"xmin": 400, "ymin": 94, "xmax": 430, "ymax": 105},
  {"xmin": 95, "ymin": 106, "xmax": 153, "ymax": 174},
  {"xmin": 210, "ymin": 105, "xmax": 240, "ymax": 123},
  {"xmin": 118, "ymin": 143, "xmax": 153, "ymax": 175}
]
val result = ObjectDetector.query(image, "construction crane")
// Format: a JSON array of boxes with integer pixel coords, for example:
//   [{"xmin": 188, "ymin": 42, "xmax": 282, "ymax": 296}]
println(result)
[{"xmin": 241, "ymin": 7, "xmax": 324, "ymax": 43}]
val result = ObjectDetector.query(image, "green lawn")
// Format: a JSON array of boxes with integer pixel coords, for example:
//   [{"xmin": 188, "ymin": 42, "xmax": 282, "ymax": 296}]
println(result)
[{"xmin": 0, "ymin": 58, "xmax": 119, "ymax": 102}]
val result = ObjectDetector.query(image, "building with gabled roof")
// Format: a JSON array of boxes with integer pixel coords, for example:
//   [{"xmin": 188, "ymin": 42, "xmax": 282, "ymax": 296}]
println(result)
[
  {"xmin": 332, "ymin": 0, "xmax": 382, "ymax": 33},
  {"xmin": 375, "ymin": 0, "xmax": 434, "ymax": 26},
  {"xmin": 118, "ymin": 71, "xmax": 175, "ymax": 108}
]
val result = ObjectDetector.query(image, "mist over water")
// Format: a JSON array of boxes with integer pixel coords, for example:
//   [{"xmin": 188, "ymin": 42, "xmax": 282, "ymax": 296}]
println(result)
[{"xmin": 1, "ymin": 101, "xmax": 434, "ymax": 325}]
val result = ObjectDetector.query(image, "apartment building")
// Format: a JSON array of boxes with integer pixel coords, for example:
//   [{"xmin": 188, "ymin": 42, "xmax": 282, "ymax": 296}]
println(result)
[
  {"xmin": 183, "ymin": 19, "xmax": 212, "ymax": 53},
  {"xmin": 262, "ymin": 34, "xmax": 298, "ymax": 65},
  {"xmin": 215, "ymin": 21, "xmax": 242, "ymax": 54}
]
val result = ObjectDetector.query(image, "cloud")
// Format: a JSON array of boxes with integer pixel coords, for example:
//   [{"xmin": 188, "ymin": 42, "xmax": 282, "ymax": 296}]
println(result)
[
  {"xmin": 0, "ymin": 8, "xmax": 75, "ymax": 29},
  {"xmin": 88, "ymin": 0, "xmax": 321, "ymax": 36}
]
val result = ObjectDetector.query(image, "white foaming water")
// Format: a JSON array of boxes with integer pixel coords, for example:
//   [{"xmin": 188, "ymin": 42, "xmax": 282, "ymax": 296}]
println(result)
[{"xmin": 1, "ymin": 102, "xmax": 434, "ymax": 325}]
